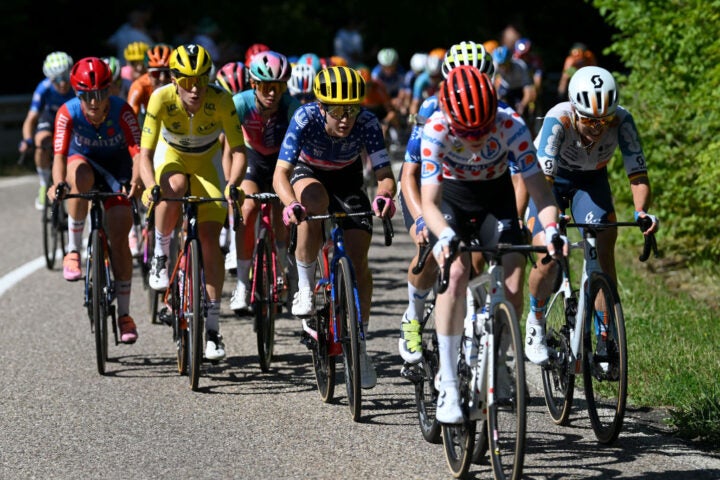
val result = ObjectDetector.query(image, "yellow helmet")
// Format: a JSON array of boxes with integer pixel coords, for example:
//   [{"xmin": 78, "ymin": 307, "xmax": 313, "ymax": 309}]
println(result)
[
  {"xmin": 170, "ymin": 44, "xmax": 213, "ymax": 77},
  {"xmin": 313, "ymin": 66, "xmax": 365, "ymax": 104},
  {"xmin": 124, "ymin": 41, "xmax": 150, "ymax": 62}
]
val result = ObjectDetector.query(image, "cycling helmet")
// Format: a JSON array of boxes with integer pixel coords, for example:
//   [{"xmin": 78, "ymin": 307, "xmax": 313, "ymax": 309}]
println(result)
[
  {"xmin": 313, "ymin": 66, "xmax": 365, "ymax": 104},
  {"xmin": 514, "ymin": 38, "xmax": 532, "ymax": 57},
  {"xmin": 43, "ymin": 51, "xmax": 73, "ymax": 80},
  {"xmin": 245, "ymin": 43, "xmax": 270, "ymax": 65},
  {"xmin": 101, "ymin": 56, "xmax": 122, "ymax": 82},
  {"xmin": 428, "ymin": 48, "xmax": 447, "ymax": 59},
  {"xmin": 124, "ymin": 41, "xmax": 150, "ymax": 62},
  {"xmin": 377, "ymin": 48, "xmax": 399, "ymax": 67},
  {"xmin": 216, "ymin": 61, "xmax": 247, "ymax": 94},
  {"xmin": 357, "ymin": 66, "xmax": 371, "ymax": 84},
  {"xmin": 568, "ymin": 66, "xmax": 619, "ymax": 117},
  {"xmin": 410, "ymin": 53, "xmax": 428, "ymax": 74},
  {"xmin": 483, "ymin": 40, "xmax": 499, "ymax": 54},
  {"xmin": 297, "ymin": 53, "xmax": 322, "ymax": 72},
  {"xmin": 425, "ymin": 55, "xmax": 442, "ymax": 76},
  {"xmin": 170, "ymin": 44, "xmax": 213, "ymax": 76},
  {"xmin": 145, "ymin": 43, "xmax": 173, "ymax": 68},
  {"xmin": 439, "ymin": 66, "xmax": 497, "ymax": 132},
  {"xmin": 70, "ymin": 57, "xmax": 113, "ymax": 92},
  {"xmin": 329, "ymin": 55, "xmax": 347, "ymax": 67},
  {"xmin": 492, "ymin": 46, "xmax": 511, "ymax": 65},
  {"xmin": 249, "ymin": 51, "xmax": 291, "ymax": 82},
  {"xmin": 287, "ymin": 63, "xmax": 316, "ymax": 95},
  {"xmin": 442, "ymin": 41, "xmax": 494, "ymax": 79}
]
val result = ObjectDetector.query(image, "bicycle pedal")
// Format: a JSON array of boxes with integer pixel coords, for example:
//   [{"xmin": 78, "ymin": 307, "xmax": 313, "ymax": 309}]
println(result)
[
  {"xmin": 400, "ymin": 362, "xmax": 424, "ymax": 384},
  {"xmin": 158, "ymin": 307, "xmax": 173, "ymax": 326},
  {"xmin": 300, "ymin": 331, "xmax": 317, "ymax": 350}
]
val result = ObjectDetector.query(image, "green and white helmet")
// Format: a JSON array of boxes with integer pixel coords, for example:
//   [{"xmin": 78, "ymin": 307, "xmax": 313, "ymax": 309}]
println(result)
[{"xmin": 43, "ymin": 51, "xmax": 73, "ymax": 80}]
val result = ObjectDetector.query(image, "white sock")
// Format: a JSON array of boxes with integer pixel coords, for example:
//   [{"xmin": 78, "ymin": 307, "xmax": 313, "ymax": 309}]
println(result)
[
  {"xmin": 67, "ymin": 215, "xmax": 85, "ymax": 252},
  {"xmin": 407, "ymin": 282, "xmax": 431, "ymax": 320},
  {"xmin": 154, "ymin": 230, "xmax": 171, "ymax": 257},
  {"xmin": 438, "ymin": 333, "xmax": 462, "ymax": 385},
  {"xmin": 297, "ymin": 259, "xmax": 317, "ymax": 291},
  {"xmin": 37, "ymin": 167, "xmax": 51, "ymax": 187}
]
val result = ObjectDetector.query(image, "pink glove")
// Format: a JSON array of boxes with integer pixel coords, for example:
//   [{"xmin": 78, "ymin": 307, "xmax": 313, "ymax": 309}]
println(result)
[
  {"xmin": 372, "ymin": 195, "xmax": 396, "ymax": 218},
  {"xmin": 282, "ymin": 201, "xmax": 305, "ymax": 226}
]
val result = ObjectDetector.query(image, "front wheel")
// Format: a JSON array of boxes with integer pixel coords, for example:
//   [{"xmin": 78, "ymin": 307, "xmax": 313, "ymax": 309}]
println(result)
[
  {"xmin": 583, "ymin": 272, "xmax": 627, "ymax": 444},
  {"xmin": 186, "ymin": 239, "xmax": 204, "ymax": 391},
  {"xmin": 254, "ymin": 238, "xmax": 276, "ymax": 372},
  {"xmin": 90, "ymin": 230, "xmax": 108, "ymax": 375},
  {"xmin": 312, "ymin": 250, "xmax": 335, "ymax": 402},
  {"xmin": 488, "ymin": 302, "xmax": 526, "ymax": 480},
  {"xmin": 336, "ymin": 256, "xmax": 361, "ymax": 421},
  {"xmin": 414, "ymin": 303, "xmax": 441, "ymax": 444}
]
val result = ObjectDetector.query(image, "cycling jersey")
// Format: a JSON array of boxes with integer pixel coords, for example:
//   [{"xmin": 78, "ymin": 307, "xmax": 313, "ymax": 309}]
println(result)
[
  {"xmin": 126, "ymin": 73, "xmax": 155, "ymax": 116},
  {"xmin": 420, "ymin": 108, "xmax": 540, "ymax": 186},
  {"xmin": 535, "ymin": 102, "xmax": 647, "ymax": 180},
  {"xmin": 278, "ymin": 103, "xmax": 390, "ymax": 172},
  {"xmin": 411, "ymin": 71, "xmax": 441, "ymax": 103},
  {"xmin": 370, "ymin": 65, "xmax": 405, "ymax": 98},
  {"xmin": 233, "ymin": 90, "xmax": 300, "ymax": 156},
  {"xmin": 29, "ymin": 78, "xmax": 75, "ymax": 131}
]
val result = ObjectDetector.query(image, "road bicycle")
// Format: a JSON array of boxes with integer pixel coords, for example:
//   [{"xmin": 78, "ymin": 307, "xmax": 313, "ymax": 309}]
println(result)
[
  {"xmin": 148, "ymin": 184, "xmax": 240, "ymax": 391},
  {"xmin": 436, "ymin": 236, "xmax": 550, "ymax": 479},
  {"xmin": 290, "ymin": 201, "xmax": 393, "ymax": 421},
  {"xmin": 52, "ymin": 184, "xmax": 136, "ymax": 375},
  {"xmin": 245, "ymin": 192, "xmax": 287, "ymax": 373},
  {"xmin": 43, "ymin": 190, "xmax": 67, "ymax": 269},
  {"xmin": 540, "ymin": 216, "xmax": 658, "ymax": 444}
]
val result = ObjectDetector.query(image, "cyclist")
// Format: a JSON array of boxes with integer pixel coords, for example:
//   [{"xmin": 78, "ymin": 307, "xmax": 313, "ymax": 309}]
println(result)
[
  {"xmin": 102, "ymin": 56, "xmax": 126, "ymax": 98},
  {"xmin": 524, "ymin": 66, "xmax": 658, "ymax": 365},
  {"xmin": 557, "ymin": 42, "xmax": 597, "ymax": 100},
  {"xmin": 138, "ymin": 44, "xmax": 247, "ymax": 361},
  {"xmin": 127, "ymin": 43, "xmax": 173, "ymax": 123},
  {"xmin": 420, "ymin": 66, "xmax": 564, "ymax": 423},
  {"xmin": 272, "ymin": 66, "xmax": 397, "ymax": 389},
  {"xmin": 226, "ymin": 51, "xmax": 300, "ymax": 313},
  {"xmin": 47, "ymin": 57, "xmax": 142, "ymax": 344},
  {"xmin": 492, "ymin": 45, "xmax": 536, "ymax": 120},
  {"xmin": 287, "ymin": 63, "xmax": 316, "ymax": 104},
  {"xmin": 122, "ymin": 41, "xmax": 150, "ymax": 89},
  {"xmin": 215, "ymin": 61, "xmax": 248, "ymax": 95},
  {"xmin": 398, "ymin": 52, "xmax": 428, "ymax": 116},
  {"xmin": 371, "ymin": 48, "xmax": 405, "ymax": 111},
  {"xmin": 398, "ymin": 41, "xmax": 497, "ymax": 364},
  {"xmin": 245, "ymin": 43, "xmax": 271, "ymax": 66},
  {"xmin": 408, "ymin": 52, "xmax": 444, "ymax": 118},
  {"xmin": 20, "ymin": 51, "xmax": 75, "ymax": 210}
]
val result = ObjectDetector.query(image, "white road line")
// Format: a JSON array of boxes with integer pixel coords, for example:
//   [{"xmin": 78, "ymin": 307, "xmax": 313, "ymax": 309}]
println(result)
[
  {"xmin": 0, "ymin": 175, "xmax": 35, "ymax": 188},
  {"xmin": 0, "ymin": 256, "xmax": 47, "ymax": 297}
]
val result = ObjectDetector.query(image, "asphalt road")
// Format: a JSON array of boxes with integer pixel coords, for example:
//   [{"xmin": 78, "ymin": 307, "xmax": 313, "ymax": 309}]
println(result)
[{"xmin": 1, "ymin": 175, "xmax": 719, "ymax": 479}]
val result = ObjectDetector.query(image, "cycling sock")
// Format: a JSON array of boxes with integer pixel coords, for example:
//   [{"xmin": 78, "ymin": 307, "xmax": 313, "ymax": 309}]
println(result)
[
  {"xmin": 37, "ymin": 167, "xmax": 51, "ymax": 187},
  {"xmin": 116, "ymin": 280, "xmax": 131, "ymax": 318},
  {"xmin": 437, "ymin": 333, "xmax": 462, "ymax": 384},
  {"xmin": 528, "ymin": 295, "xmax": 548, "ymax": 323},
  {"xmin": 154, "ymin": 230, "xmax": 171, "ymax": 257},
  {"xmin": 236, "ymin": 259, "xmax": 251, "ymax": 285},
  {"xmin": 205, "ymin": 300, "xmax": 221, "ymax": 332},
  {"xmin": 297, "ymin": 259, "xmax": 316, "ymax": 291},
  {"xmin": 66, "ymin": 215, "xmax": 85, "ymax": 252},
  {"xmin": 407, "ymin": 283, "xmax": 431, "ymax": 320}
]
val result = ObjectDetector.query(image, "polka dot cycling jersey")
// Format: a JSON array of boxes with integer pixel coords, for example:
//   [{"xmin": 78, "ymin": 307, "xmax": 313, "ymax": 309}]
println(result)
[
  {"xmin": 277, "ymin": 102, "xmax": 390, "ymax": 172},
  {"xmin": 420, "ymin": 108, "xmax": 540, "ymax": 186}
]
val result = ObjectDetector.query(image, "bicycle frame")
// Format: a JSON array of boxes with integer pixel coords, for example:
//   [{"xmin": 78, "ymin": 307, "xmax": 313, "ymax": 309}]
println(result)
[
  {"xmin": 249, "ymin": 194, "xmax": 281, "ymax": 308},
  {"xmin": 83, "ymin": 198, "xmax": 115, "ymax": 335}
]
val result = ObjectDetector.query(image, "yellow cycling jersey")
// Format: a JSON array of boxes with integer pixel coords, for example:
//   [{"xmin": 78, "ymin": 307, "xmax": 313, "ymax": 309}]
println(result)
[{"xmin": 141, "ymin": 83, "xmax": 245, "ymax": 153}]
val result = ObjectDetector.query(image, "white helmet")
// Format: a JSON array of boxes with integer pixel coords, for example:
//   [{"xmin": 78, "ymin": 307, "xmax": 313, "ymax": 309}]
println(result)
[
  {"xmin": 442, "ymin": 41, "xmax": 494, "ymax": 79},
  {"xmin": 43, "ymin": 51, "xmax": 73, "ymax": 80},
  {"xmin": 409, "ymin": 53, "xmax": 428, "ymax": 74},
  {"xmin": 288, "ymin": 63, "xmax": 316, "ymax": 96},
  {"xmin": 568, "ymin": 66, "xmax": 619, "ymax": 117},
  {"xmin": 425, "ymin": 55, "xmax": 442, "ymax": 76},
  {"xmin": 377, "ymin": 48, "xmax": 399, "ymax": 67}
]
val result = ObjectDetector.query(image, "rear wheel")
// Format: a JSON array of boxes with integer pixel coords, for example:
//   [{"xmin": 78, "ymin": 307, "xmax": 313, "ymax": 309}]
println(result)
[
  {"xmin": 90, "ymin": 230, "xmax": 108, "ymax": 375},
  {"xmin": 542, "ymin": 286, "xmax": 576, "ymax": 425},
  {"xmin": 414, "ymin": 302, "xmax": 441, "ymax": 444},
  {"xmin": 487, "ymin": 302, "xmax": 526, "ymax": 480},
  {"xmin": 43, "ymin": 199, "xmax": 66, "ymax": 270},
  {"xmin": 441, "ymin": 420, "xmax": 476, "ymax": 478},
  {"xmin": 336, "ymin": 256, "xmax": 361, "ymax": 421},
  {"xmin": 312, "ymin": 249, "xmax": 335, "ymax": 402},
  {"xmin": 254, "ymin": 238, "xmax": 276, "ymax": 372},
  {"xmin": 583, "ymin": 272, "xmax": 627, "ymax": 444},
  {"xmin": 186, "ymin": 239, "xmax": 204, "ymax": 391}
]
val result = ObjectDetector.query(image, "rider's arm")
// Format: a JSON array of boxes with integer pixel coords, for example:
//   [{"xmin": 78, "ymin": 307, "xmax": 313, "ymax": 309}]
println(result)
[
  {"xmin": 138, "ymin": 90, "xmax": 163, "ymax": 189},
  {"xmin": 272, "ymin": 160, "xmax": 296, "ymax": 206},
  {"xmin": 226, "ymin": 144, "xmax": 247, "ymax": 188}
]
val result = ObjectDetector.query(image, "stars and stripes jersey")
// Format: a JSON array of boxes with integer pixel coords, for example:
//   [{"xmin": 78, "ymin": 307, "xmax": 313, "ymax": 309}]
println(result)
[
  {"xmin": 420, "ymin": 108, "xmax": 540, "ymax": 186},
  {"xmin": 535, "ymin": 101, "xmax": 647, "ymax": 180},
  {"xmin": 277, "ymin": 103, "xmax": 390, "ymax": 172}
]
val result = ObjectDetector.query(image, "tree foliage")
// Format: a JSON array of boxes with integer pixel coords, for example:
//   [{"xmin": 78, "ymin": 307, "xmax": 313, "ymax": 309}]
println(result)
[{"xmin": 592, "ymin": 0, "xmax": 720, "ymax": 262}]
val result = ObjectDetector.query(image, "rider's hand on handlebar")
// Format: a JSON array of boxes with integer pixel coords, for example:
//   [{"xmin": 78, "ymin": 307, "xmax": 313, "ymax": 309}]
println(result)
[
  {"xmin": 141, "ymin": 185, "xmax": 162, "ymax": 208},
  {"xmin": 225, "ymin": 183, "xmax": 245, "ymax": 205},
  {"xmin": 414, "ymin": 215, "xmax": 429, "ymax": 245},
  {"xmin": 432, "ymin": 226, "xmax": 457, "ymax": 262},
  {"xmin": 634, "ymin": 210, "xmax": 659, "ymax": 235},
  {"xmin": 544, "ymin": 223, "xmax": 569, "ymax": 258},
  {"xmin": 282, "ymin": 201, "xmax": 306, "ymax": 226},
  {"xmin": 372, "ymin": 194, "xmax": 396, "ymax": 219},
  {"xmin": 47, "ymin": 181, "xmax": 68, "ymax": 203}
]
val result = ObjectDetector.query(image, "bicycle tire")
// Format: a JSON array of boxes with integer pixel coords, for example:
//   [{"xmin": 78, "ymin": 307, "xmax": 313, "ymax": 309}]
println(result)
[
  {"xmin": 90, "ymin": 230, "xmax": 108, "ymax": 375},
  {"xmin": 488, "ymin": 302, "xmax": 526, "ymax": 480},
  {"xmin": 441, "ymin": 418, "xmax": 476, "ymax": 478},
  {"xmin": 312, "ymin": 248, "xmax": 335, "ymax": 403},
  {"xmin": 187, "ymin": 239, "xmax": 204, "ymax": 391},
  {"xmin": 414, "ymin": 303, "xmax": 442, "ymax": 444},
  {"xmin": 583, "ymin": 272, "xmax": 627, "ymax": 444},
  {"xmin": 42, "ymin": 199, "xmax": 58, "ymax": 269},
  {"xmin": 541, "ymin": 286, "xmax": 576, "ymax": 425},
  {"xmin": 172, "ymin": 268, "xmax": 188, "ymax": 375},
  {"xmin": 254, "ymin": 238, "xmax": 276, "ymax": 372},
  {"xmin": 336, "ymin": 256, "xmax": 361, "ymax": 421},
  {"xmin": 471, "ymin": 419, "xmax": 489, "ymax": 465}
]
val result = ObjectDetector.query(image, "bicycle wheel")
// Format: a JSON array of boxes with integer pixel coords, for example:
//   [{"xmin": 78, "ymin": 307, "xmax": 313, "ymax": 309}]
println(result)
[
  {"xmin": 441, "ymin": 416, "xmax": 476, "ymax": 478},
  {"xmin": 471, "ymin": 419, "xmax": 489, "ymax": 465},
  {"xmin": 254, "ymin": 238, "xmax": 276, "ymax": 372},
  {"xmin": 541, "ymin": 285, "xmax": 576, "ymax": 425},
  {"xmin": 186, "ymin": 239, "xmax": 204, "ymax": 391},
  {"xmin": 336, "ymin": 256, "xmax": 361, "ymax": 421},
  {"xmin": 90, "ymin": 230, "xmax": 109, "ymax": 375},
  {"xmin": 312, "ymin": 250, "xmax": 335, "ymax": 403},
  {"xmin": 582, "ymin": 272, "xmax": 627, "ymax": 444},
  {"xmin": 488, "ymin": 302, "xmax": 526, "ymax": 480},
  {"xmin": 171, "ymin": 268, "xmax": 188, "ymax": 375},
  {"xmin": 42, "ymin": 200, "xmax": 67, "ymax": 270},
  {"xmin": 414, "ymin": 302, "xmax": 442, "ymax": 444}
]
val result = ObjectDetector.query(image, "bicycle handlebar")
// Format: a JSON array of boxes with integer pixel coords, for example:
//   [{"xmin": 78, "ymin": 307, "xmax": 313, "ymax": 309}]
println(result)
[
  {"xmin": 411, "ymin": 242, "xmax": 433, "ymax": 275},
  {"xmin": 561, "ymin": 217, "xmax": 659, "ymax": 262},
  {"xmin": 144, "ymin": 184, "xmax": 242, "ymax": 232},
  {"xmin": 51, "ymin": 183, "xmax": 137, "ymax": 227}
]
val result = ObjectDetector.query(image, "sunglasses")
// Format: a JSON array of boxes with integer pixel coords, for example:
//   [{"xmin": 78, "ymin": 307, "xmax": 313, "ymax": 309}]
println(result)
[
  {"xmin": 451, "ymin": 124, "xmax": 492, "ymax": 142},
  {"xmin": 255, "ymin": 81, "xmax": 288, "ymax": 94},
  {"xmin": 77, "ymin": 88, "xmax": 110, "ymax": 103},
  {"xmin": 175, "ymin": 75, "xmax": 209, "ymax": 90},
  {"xmin": 575, "ymin": 111, "xmax": 616, "ymax": 129},
  {"xmin": 148, "ymin": 68, "xmax": 170, "ymax": 79},
  {"xmin": 324, "ymin": 104, "xmax": 362, "ymax": 120},
  {"xmin": 52, "ymin": 74, "xmax": 70, "ymax": 84}
]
